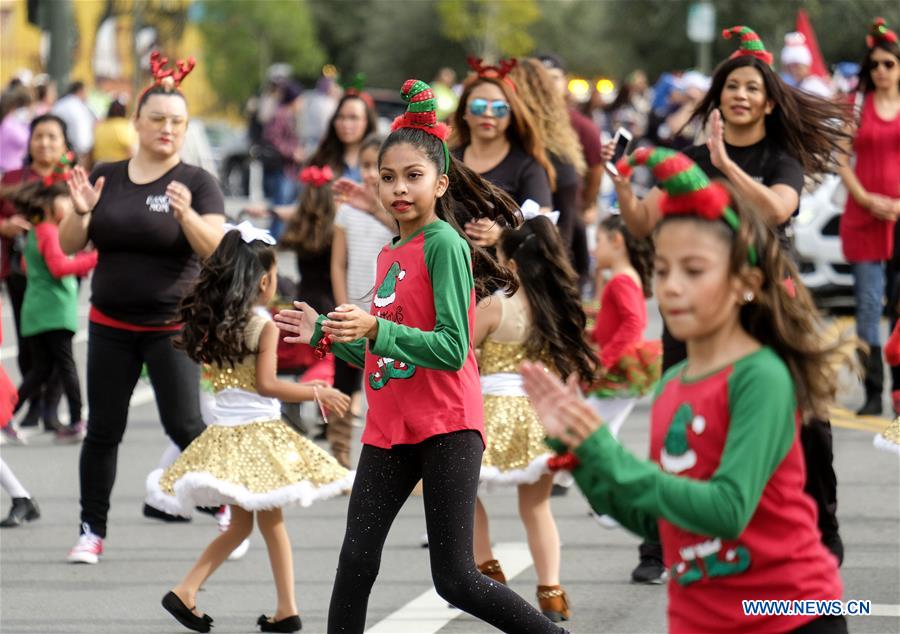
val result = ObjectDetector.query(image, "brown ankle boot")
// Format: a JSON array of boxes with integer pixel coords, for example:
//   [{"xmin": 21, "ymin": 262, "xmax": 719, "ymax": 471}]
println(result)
[
  {"xmin": 477, "ymin": 559, "xmax": 507, "ymax": 584},
  {"xmin": 326, "ymin": 412, "xmax": 352, "ymax": 469},
  {"xmin": 537, "ymin": 585, "xmax": 570, "ymax": 622}
]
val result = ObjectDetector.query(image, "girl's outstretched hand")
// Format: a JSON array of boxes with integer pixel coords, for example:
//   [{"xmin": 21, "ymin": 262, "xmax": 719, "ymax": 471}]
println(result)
[
  {"xmin": 520, "ymin": 361, "xmax": 604, "ymax": 448},
  {"xmin": 67, "ymin": 165, "xmax": 105, "ymax": 214},
  {"xmin": 319, "ymin": 387, "xmax": 351, "ymax": 417},
  {"xmin": 333, "ymin": 178, "xmax": 376, "ymax": 213},
  {"xmin": 706, "ymin": 109, "xmax": 731, "ymax": 171},
  {"xmin": 274, "ymin": 301, "xmax": 319, "ymax": 344},
  {"xmin": 323, "ymin": 304, "xmax": 378, "ymax": 343},
  {"xmin": 464, "ymin": 218, "xmax": 502, "ymax": 247}
]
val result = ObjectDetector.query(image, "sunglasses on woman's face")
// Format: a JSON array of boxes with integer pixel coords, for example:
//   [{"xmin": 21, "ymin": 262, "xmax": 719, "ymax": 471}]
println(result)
[
  {"xmin": 870, "ymin": 59, "xmax": 897, "ymax": 70},
  {"xmin": 468, "ymin": 98, "xmax": 510, "ymax": 118}
]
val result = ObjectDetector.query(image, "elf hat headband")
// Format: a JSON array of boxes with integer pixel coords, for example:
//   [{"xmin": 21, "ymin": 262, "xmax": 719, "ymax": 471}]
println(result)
[
  {"xmin": 466, "ymin": 56, "xmax": 517, "ymax": 91},
  {"xmin": 42, "ymin": 151, "xmax": 76, "ymax": 186},
  {"xmin": 723, "ymin": 26, "xmax": 774, "ymax": 66},
  {"xmin": 867, "ymin": 17, "xmax": 898, "ymax": 49},
  {"xmin": 390, "ymin": 79, "xmax": 451, "ymax": 174},
  {"xmin": 615, "ymin": 146, "xmax": 758, "ymax": 265},
  {"xmin": 341, "ymin": 72, "xmax": 375, "ymax": 111},
  {"xmin": 139, "ymin": 50, "xmax": 196, "ymax": 102}
]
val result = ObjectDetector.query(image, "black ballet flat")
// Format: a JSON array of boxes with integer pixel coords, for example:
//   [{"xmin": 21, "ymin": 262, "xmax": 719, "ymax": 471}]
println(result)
[
  {"xmin": 162, "ymin": 591, "xmax": 214, "ymax": 633},
  {"xmin": 257, "ymin": 613, "xmax": 302, "ymax": 632}
]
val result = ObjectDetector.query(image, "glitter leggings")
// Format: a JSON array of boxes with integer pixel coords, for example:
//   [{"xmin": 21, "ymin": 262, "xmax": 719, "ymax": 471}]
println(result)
[{"xmin": 327, "ymin": 430, "xmax": 564, "ymax": 634}]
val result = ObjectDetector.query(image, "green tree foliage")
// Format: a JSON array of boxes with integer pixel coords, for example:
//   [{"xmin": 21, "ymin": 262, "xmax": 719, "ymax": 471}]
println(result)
[
  {"xmin": 196, "ymin": 0, "xmax": 325, "ymax": 108},
  {"xmin": 436, "ymin": 0, "xmax": 541, "ymax": 59}
]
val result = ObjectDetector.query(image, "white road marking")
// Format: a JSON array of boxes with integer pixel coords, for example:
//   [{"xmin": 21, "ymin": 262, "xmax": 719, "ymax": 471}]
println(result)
[
  {"xmin": 367, "ymin": 542, "xmax": 533, "ymax": 634},
  {"xmin": 870, "ymin": 604, "xmax": 900, "ymax": 618}
]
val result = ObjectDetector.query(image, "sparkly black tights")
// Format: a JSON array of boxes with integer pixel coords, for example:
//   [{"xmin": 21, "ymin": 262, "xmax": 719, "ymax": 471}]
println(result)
[{"xmin": 327, "ymin": 430, "xmax": 564, "ymax": 634}]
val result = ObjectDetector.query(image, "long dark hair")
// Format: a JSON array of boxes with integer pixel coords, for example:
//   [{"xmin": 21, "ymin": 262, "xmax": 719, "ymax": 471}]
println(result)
[
  {"xmin": 25, "ymin": 114, "xmax": 74, "ymax": 166},
  {"xmin": 175, "ymin": 230, "xmax": 276, "ymax": 367},
  {"xmin": 379, "ymin": 126, "xmax": 521, "ymax": 301},
  {"xmin": 450, "ymin": 76, "xmax": 557, "ymax": 190},
  {"xmin": 499, "ymin": 216, "xmax": 597, "ymax": 382},
  {"xmin": 858, "ymin": 40, "xmax": 900, "ymax": 93},
  {"xmin": 3, "ymin": 179, "xmax": 69, "ymax": 223},
  {"xmin": 688, "ymin": 56, "xmax": 851, "ymax": 178},
  {"xmin": 599, "ymin": 214, "xmax": 654, "ymax": 298},
  {"xmin": 279, "ymin": 182, "xmax": 335, "ymax": 254},
  {"xmin": 656, "ymin": 185, "xmax": 851, "ymax": 420},
  {"xmin": 308, "ymin": 95, "xmax": 377, "ymax": 173}
]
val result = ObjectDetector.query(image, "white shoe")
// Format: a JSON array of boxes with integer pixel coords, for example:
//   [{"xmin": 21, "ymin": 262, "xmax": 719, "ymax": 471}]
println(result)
[
  {"xmin": 66, "ymin": 523, "xmax": 103, "ymax": 564},
  {"xmin": 591, "ymin": 511, "xmax": 621, "ymax": 530},
  {"xmin": 216, "ymin": 505, "xmax": 250, "ymax": 560},
  {"xmin": 419, "ymin": 532, "xmax": 429, "ymax": 548}
]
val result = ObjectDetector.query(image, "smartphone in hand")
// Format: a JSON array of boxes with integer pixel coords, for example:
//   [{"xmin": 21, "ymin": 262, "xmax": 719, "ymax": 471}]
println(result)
[{"xmin": 605, "ymin": 127, "xmax": 633, "ymax": 177}]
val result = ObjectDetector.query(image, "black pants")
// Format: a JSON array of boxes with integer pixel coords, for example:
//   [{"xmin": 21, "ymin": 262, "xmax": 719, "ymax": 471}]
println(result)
[
  {"xmin": 328, "ymin": 430, "xmax": 563, "ymax": 634},
  {"xmin": 79, "ymin": 323, "xmax": 204, "ymax": 538},
  {"xmin": 15, "ymin": 330, "xmax": 83, "ymax": 421},
  {"xmin": 4, "ymin": 271, "xmax": 63, "ymax": 419},
  {"xmin": 332, "ymin": 357, "xmax": 361, "ymax": 396},
  {"xmin": 792, "ymin": 615, "xmax": 848, "ymax": 633}
]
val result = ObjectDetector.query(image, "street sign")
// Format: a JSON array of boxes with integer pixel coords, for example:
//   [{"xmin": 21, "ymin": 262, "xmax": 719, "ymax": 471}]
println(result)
[{"xmin": 687, "ymin": 2, "xmax": 716, "ymax": 43}]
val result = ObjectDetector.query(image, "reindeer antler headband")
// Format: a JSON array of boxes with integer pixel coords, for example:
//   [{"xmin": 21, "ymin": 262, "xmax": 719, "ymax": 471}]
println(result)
[
  {"xmin": 466, "ymin": 56, "xmax": 518, "ymax": 91},
  {"xmin": 139, "ymin": 50, "xmax": 196, "ymax": 101}
]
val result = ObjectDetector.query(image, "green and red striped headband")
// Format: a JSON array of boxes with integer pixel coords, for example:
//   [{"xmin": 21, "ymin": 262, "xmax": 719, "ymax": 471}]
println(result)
[
  {"xmin": 391, "ymin": 79, "xmax": 451, "ymax": 174},
  {"xmin": 616, "ymin": 146, "xmax": 758, "ymax": 265},
  {"xmin": 723, "ymin": 25, "xmax": 773, "ymax": 66},
  {"xmin": 867, "ymin": 17, "xmax": 898, "ymax": 49}
]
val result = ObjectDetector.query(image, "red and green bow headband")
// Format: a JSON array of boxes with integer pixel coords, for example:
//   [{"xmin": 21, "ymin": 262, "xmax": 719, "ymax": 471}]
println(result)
[
  {"xmin": 723, "ymin": 25, "xmax": 774, "ymax": 66},
  {"xmin": 42, "ymin": 151, "xmax": 76, "ymax": 186},
  {"xmin": 615, "ymin": 146, "xmax": 758, "ymax": 265},
  {"xmin": 298, "ymin": 165, "xmax": 334, "ymax": 187},
  {"xmin": 391, "ymin": 79, "xmax": 451, "ymax": 174},
  {"xmin": 867, "ymin": 17, "xmax": 898, "ymax": 48},
  {"xmin": 341, "ymin": 72, "xmax": 375, "ymax": 111}
]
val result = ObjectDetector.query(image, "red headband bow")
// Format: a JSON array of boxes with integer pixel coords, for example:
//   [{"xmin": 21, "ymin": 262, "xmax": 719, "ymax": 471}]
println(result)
[
  {"xmin": 466, "ymin": 56, "xmax": 517, "ymax": 91},
  {"xmin": 42, "ymin": 151, "xmax": 76, "ymax": 186},
  {"xmin": 867, "ymin": 17, "xmax": 898, "ymax": 48},
  {"xmin": 298, "ymin": 165, "xmax": 334, "ymax": 187}
]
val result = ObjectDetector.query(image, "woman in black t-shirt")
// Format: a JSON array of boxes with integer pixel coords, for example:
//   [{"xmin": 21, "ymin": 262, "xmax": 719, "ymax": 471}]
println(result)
[
  {"xmin": 605, "ymin": 26, "xmax": 851, "ymax": 586},
  {"xmin": 59, "ymin": 74, "xmax": 226, "ymax": 563},
  {"xmin": 449, "ymin": 60, "xmax": 554, "ymax": 247}
]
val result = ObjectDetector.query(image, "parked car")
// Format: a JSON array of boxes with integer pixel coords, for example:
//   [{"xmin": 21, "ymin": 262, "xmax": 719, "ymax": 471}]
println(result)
[{"xmin": 792, "ymin": 174, "xmax": 854, "ymax": 308}]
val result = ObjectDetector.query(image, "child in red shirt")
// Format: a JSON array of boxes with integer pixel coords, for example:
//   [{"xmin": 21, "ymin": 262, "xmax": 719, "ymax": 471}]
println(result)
[
  {"xmin": 521, "ymin": 147, "xmax": 846, "ymax": 634},
  {"xmin": 275, "ymin": 80, "xmax": 567, "ymax": 634}
]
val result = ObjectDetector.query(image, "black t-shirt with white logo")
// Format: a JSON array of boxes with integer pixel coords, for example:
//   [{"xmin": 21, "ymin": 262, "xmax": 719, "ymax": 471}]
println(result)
[{"xmin": 88, "ymin": 160, "xmax": 224, "ymax": 325}]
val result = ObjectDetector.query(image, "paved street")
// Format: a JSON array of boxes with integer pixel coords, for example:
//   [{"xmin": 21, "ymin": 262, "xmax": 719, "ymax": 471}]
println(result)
[{"xmin": 2, "ymin": 272, "xmax": 899, "ymax": 634}]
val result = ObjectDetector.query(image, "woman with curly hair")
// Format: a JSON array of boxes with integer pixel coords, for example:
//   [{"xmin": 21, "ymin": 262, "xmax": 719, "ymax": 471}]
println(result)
[{"xmin": 450, "ymin": 59, "xmax": 555, "ymax": 248}]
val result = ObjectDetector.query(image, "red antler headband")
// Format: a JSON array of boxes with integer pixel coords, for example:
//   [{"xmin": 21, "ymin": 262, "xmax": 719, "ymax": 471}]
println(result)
[
  {"xmin": 722, "ymin": 26, "xmax": 774, "ymax": 66},
  {"xmin": 139, "ymin": 50, "xmax": 196, "ymax": 101},
  {"xmin": 391, "ymin": 79, "xmax": 451, "ymax": 174},
  {"xmin": 42, "ymin": 151, "xmax": 76, "ymax": 186},
  {"xmin": 466, "ymin": 56, "xmax": 518, "ymax": 91},
  {"xmin": 867, "ymin": 18, "xmax": 898, "ymax": 48},
  {"xmin": 298, "ymin": 165, "xmax": 334, "ymax": 187}
]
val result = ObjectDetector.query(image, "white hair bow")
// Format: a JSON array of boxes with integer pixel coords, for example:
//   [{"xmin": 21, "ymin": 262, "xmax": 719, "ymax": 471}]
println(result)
[
  {"xmin": 223, "ymin": 221, "xmax": 277, "ymax": 245},
  {"xmin": 519, "ymin": 199, "xmax": 560, "ymax": 226}
]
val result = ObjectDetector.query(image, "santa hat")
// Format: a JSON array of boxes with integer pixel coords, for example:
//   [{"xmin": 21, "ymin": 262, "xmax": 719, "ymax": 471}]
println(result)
[
  {"xmin": 722, "ymin": 26, "xmax": 774, "ymax": 66},
  {"xmin": 391, "ymin": 79, "xmax": 451, "ymax": 174},
  {"xmin": 615, "ymin": 146, "xmax": 757, "ymax": 265},
  {"xmin": 867, "ymin": 17, "xmax": 898, "ymax": 49},
  {"xmin": 781, "ymin": 32, "xmax": 813, "ymax": 67}
]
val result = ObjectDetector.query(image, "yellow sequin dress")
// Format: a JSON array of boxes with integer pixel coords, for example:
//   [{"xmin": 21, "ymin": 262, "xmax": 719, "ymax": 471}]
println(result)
[
  {"xmin": 479, "ymin": 292, "xmax": 552, "ymax": 488},
  {"xmin": 146, "ymin": 314, "xmax": 352, "ymax": 515}
]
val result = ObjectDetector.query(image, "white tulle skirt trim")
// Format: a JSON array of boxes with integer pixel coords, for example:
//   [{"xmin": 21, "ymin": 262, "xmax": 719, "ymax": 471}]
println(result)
[
  {"xmin": 145, "ymin": 468, "xmax": 354, "ymax": 517},
  {"xmin": 479, "ymin": 453, "xmax": 552, "ymax": 490}
]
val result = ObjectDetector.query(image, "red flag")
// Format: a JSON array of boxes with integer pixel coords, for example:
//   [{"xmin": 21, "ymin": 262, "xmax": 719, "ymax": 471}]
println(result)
[{"xmin": 795, "ymin": 9, "xmax": 828, "ymax": 78}]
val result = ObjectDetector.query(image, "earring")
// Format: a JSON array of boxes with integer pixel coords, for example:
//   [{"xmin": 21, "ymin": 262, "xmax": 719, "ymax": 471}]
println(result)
[{"xmin": 743, "ymin": 291, "xmax": 755, "ymax": 303}]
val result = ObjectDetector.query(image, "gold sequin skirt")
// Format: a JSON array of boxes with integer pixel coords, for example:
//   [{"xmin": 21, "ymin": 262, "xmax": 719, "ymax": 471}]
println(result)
[
  {"xmin": 480, "ymin": 395, "xmax": 552, "ymax": 488},
  {"xmin": 146, "ymin": 419, "xmax": 353, "ymax": 516},
  {"xmin": 874, "ymin": 417, "xmax": 900, "ymax": 456}
]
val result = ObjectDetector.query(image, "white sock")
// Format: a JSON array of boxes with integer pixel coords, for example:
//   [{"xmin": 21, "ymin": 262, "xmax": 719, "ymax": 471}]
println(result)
[
  {"xmin": 0, "ymin": 458, "xmax": 30, "ymax": 499},
  {"xmin": 156, "ymin": 441, "xmax": 181, "ymax": 470}
]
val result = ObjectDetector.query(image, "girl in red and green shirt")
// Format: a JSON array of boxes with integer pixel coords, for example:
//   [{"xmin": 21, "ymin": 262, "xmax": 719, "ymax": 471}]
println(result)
[
  {"xmin": 521, "ymin": 147, "xmax": 846, "ymax": 634},
  {"xmin": 276, "ymin": 80, "xmax": 567, "ymax": 634}
]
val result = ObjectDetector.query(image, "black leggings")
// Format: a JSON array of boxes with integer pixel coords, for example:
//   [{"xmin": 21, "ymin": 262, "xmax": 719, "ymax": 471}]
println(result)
[
  {"xmin": 15, "ymin": 330, "xmax": 83, "ymax": 421},
  {"xmin": 328, "ymin": 430, "xmax": 563, "ymax": 634},
  {"xmin": 79, "ymin": 322, "xmax": 205, "ymax": 537}
]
